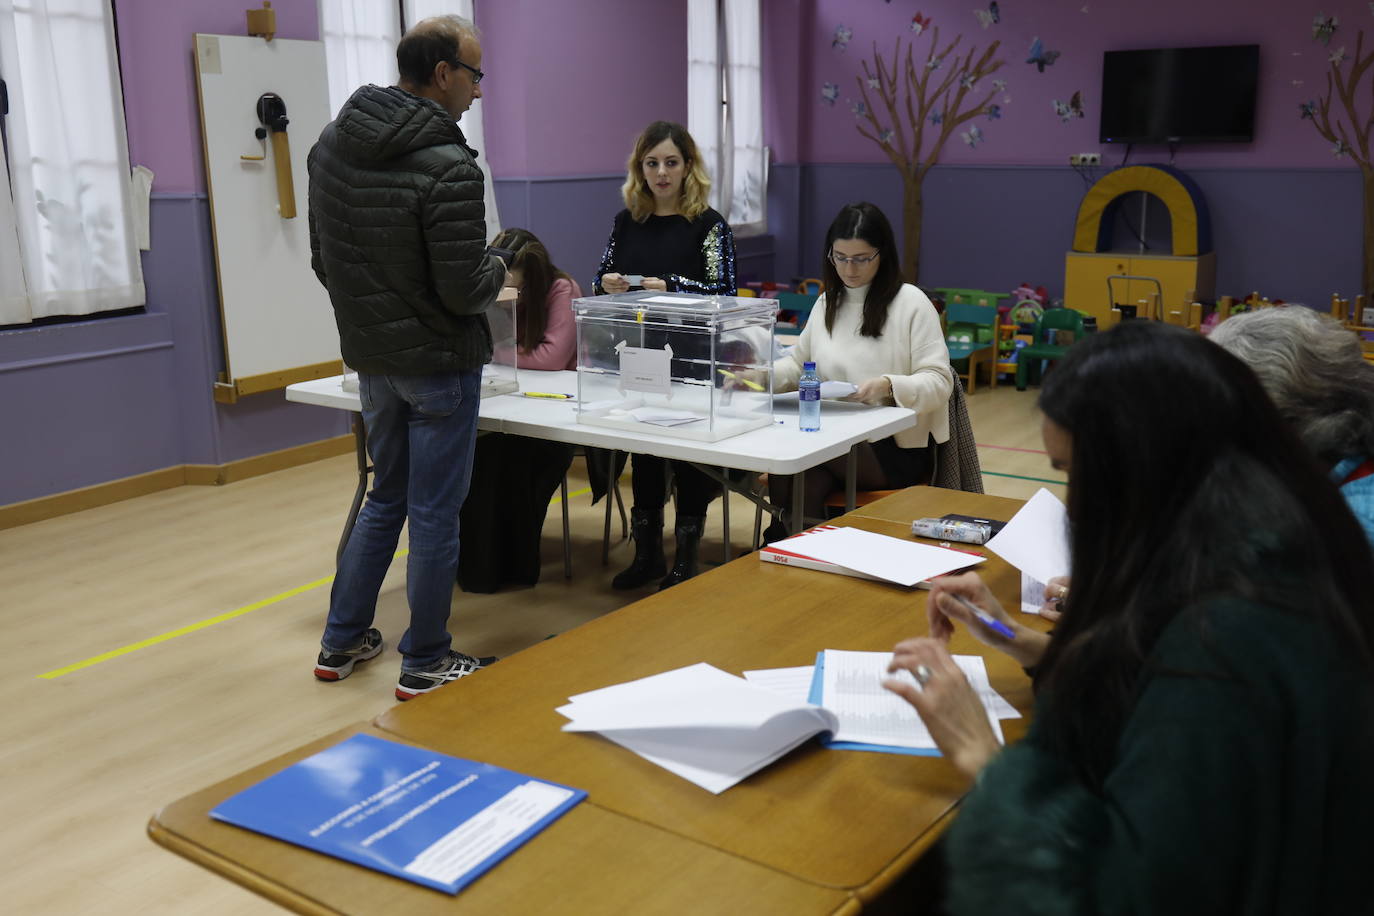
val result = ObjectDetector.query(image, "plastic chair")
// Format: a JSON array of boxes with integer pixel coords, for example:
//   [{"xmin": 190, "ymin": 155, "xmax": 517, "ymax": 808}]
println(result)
[
  {"xmin": 796, "ymin": 277, "xmax": 824, "ymax": 295},
  {"xmin": 775, "ymin": 291, "xmax": 819, "ymax": 324},
  {"xmin": 943, "ymin": 302, "xmax": 999, "ymax": 394},
  {"xmin": 1015, "ymin": 309, "xmax": 1086, "ymax": 390}
]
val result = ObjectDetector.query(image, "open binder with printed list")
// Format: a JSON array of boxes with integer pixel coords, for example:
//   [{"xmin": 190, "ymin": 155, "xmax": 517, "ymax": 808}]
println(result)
[{"xmin": 557, "ymin": 654, "xmax": 1018, "ymax": 793}]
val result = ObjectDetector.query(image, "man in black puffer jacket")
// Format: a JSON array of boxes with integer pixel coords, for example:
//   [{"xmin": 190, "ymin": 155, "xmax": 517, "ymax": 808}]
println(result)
[{"xmin": 308, "ymin": 15, "xmax": 505, "ymax": 702}]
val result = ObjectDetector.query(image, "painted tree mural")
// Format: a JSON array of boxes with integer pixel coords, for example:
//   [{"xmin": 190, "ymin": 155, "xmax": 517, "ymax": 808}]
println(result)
[
  {"xmin": 854, "ymin": 27, "xmax": 1006, "ymax": 283},
  {"xmin": 1304, "ymin": 29, "xmax": 1374, "ymax": 297}
]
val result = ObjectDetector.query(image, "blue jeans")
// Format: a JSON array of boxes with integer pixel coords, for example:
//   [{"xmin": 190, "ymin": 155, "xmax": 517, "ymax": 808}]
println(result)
[{"xmin": 322, "ymin": 369, "xmax": 481, "ymax": 670}]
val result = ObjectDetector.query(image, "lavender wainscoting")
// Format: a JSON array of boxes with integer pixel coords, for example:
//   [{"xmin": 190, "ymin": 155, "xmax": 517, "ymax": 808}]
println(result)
[
  {"xmin": 145, "ymin": 194, "xmax": 348, "ymax": 467},
  {"xmin": 774, "ymin": 164, "xmax": 1362, "ymax": 308}
]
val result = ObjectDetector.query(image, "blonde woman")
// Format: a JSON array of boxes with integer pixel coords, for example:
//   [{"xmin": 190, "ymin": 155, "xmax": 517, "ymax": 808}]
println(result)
[{"xmin": 592, "ymin": 120, "xmax": 737, "ymax": 590}]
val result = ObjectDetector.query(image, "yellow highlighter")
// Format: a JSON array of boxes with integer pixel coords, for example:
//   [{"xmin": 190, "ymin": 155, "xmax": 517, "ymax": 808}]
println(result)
[
  {"xmin": 718, "ymin": 369, "xmax": 766, "ymax": 391},
  {"xmin": 522, "ymin": 391, "xmax": 574, "ymax": 400}
]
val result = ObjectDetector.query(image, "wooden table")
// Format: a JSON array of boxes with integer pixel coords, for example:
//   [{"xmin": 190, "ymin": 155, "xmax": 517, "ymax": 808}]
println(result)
[
  {"xmin": 148, "ymin": 725, "xmax": 856, "ymax": 916},
  {"xmin": 149, "ymin": 488, "xmax": 1041, "ymax": 913},
  {"xmin": 374, "ymin": 488, "xmax": 1038, "ymax": 905}
]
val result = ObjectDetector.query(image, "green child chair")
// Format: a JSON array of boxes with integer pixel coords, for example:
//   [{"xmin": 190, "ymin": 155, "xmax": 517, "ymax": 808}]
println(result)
[
  {"xmin": 1015, "ymin": 308, "xmax": 1086, "ymax": 391},
  {"xmin": 944, "ymin": 302, "xmax": 1000, "ymax": 393}
]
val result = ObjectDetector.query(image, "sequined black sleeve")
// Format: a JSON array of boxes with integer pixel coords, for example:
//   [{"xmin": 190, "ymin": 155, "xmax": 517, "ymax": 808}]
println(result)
[
  {"xmin": 591, "ymin": 211, "xmax": 624, "ymax": 295},
  {"xmin": 665, "ymin": 215, "xmax": 737, "ymax": 296}
]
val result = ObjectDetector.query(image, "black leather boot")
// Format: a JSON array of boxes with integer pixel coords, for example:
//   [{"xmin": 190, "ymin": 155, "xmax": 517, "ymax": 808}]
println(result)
[
  {"xmin": 611, "ymin": 507, "xmax": 666, "ymax": 589},
  {"xmin": 659, "ymin": 514, "xmax": 706, "ymax": 590}
]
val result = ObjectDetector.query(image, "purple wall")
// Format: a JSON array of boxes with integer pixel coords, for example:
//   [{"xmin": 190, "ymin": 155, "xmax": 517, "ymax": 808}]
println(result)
[
  {"xmin": 803, "ymin": 0, "xmax": 1368, "ymax": 168},
  {"xmin": 481, "ymin": 0, "xmax": 687, "ymax": 178}
]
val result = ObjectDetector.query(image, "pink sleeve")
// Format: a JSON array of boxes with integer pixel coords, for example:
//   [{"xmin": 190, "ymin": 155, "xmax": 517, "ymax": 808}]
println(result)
[{"xmin": 517, "ymin": 277, "xmax": 580, "ymax": 371}]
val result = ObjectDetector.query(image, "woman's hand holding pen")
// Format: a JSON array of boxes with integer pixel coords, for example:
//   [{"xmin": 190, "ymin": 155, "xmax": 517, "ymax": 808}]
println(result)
[
  {"xmin": 601, "ymin": 273, "xmax": 631, "ymax": 294},
  {"xmin": 927, "ymin": 571, "xmax": 1049, "ymax": 671},
  {"xmin": 883, "ymin": 638, "xmax": 1001, "ymax": 780}
]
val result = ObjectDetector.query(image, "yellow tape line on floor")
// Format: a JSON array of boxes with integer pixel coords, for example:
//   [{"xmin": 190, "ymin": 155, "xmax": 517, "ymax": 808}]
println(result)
[{"xmin": 37, "ymin": 486, "xmax": 595, "ymax": 680}]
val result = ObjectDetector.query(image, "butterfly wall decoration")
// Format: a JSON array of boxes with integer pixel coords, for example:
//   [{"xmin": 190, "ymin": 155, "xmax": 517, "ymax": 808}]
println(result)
[
  {"xmin": 962, "ymin": 125, "xmax": 985, "ymax": 147},
  {"xmin": 973, "ymin": 2, "xmax": 999, "ymax": 29},
  {"xmin": 832, "ymin": 25, "xmax": 853, "ymax": 51},
  {"xmin": 1027, "ymin": 37, "xmax": 1061, "ymax": 72},
  {"xmin": 1052, "ymin": 91, "xmax": 1085, "ymax": 123},
  {"xmin": 911, "ymin": 12, "xmax": 931, "ymax": 34},
  {"xmin": 1312, "ymin": 13, "xmax": 1338, "ymax": 46}
]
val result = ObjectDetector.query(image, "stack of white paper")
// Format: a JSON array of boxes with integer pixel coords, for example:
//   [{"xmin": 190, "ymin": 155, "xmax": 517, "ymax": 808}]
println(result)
[
  {"xmin": 763, "ymin": 526, "xmax": 985, "ymax": 588},
  {"xmin": 556, "ymin": 663, "xmax": 838, "ymax": 794}
]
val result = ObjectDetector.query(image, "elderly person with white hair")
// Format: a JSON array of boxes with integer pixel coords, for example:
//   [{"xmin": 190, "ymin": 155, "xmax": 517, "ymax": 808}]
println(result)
[{"xmin": 1210, "ymin": 306, "xmax": 1374, "ymax": 545}]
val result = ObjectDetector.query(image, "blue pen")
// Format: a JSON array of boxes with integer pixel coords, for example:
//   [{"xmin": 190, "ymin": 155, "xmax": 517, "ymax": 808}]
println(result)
[{"xmin": 948, "ymin": 593, "xmax": 1016, "ymax": 640}]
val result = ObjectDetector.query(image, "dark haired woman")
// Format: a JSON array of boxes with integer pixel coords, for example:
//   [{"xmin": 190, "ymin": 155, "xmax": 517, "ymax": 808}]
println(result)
[
  {"xmin": 767, "ymin": 202, "xmax": 952, "ymax": 536},
  {"xmin": 593, "ymin": 120, "xmax": 737, "ymax": 590},
  {"xmin": 457, "ymin": 228, "xmax": 581, "ymax": 593},
  {"xmin": 885, "ymin": 321, "xmax": 1374, "ymax": 913}
]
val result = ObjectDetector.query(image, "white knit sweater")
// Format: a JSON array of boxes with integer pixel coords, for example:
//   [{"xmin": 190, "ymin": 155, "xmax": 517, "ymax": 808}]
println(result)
[{"xmin": 774, "ymin": 282, "xmax": 952, "ymax": 447}]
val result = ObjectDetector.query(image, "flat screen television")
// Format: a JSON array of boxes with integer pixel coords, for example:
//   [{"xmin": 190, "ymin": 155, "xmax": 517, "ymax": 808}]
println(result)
[{"xmin": 1099, "ymin": 44, "xmax": 1259, "ymax": 144}]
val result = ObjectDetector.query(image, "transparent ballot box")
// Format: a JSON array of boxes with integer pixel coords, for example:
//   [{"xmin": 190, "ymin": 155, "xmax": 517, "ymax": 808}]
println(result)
[
  {"xmin": 573, "ymin": 291, "xmax": 776, "ymax": 442},
  {"xmin": 482, "ymin": 286, "xmax": 519, "ymax": 398}
]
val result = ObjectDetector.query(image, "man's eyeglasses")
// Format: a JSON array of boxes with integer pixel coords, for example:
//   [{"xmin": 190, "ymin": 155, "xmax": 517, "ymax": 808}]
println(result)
[
  {"xmin": 450, "ymin": 58, "xmax": 484, "ymax": 84},
  {"xmin": 829, "ymin": 251, "xmax": 879, "ymax": 267}
]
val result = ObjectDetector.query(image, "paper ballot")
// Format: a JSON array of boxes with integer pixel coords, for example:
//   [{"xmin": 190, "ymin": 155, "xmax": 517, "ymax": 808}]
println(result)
[
  {"xmin": 557, "ymin": 663, "xmax": 837, "ymax": 794},
  {"xmin": 985, "ymin": 487, "xmax": 1070, "ymax": 588}
]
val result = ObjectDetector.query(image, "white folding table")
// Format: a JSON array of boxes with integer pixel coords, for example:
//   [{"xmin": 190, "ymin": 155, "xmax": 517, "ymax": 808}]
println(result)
[{"xmin": 287, "ymin": 369, "xmax": 917, "ymax": 563}]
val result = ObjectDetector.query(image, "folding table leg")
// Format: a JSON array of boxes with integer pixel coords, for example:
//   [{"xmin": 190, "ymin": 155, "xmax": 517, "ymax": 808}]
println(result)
[{"xmin": 337, "ymin": 415, "xmax": 369, "ymax": 566}]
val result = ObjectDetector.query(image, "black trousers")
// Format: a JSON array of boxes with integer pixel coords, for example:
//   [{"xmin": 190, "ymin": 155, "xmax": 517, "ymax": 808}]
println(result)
[
  {"xmin": 630, "ymin": 454, "xmax": 720, "ymax": 517},
  {"xmin": 457, "ymin": 433, "xmax": 574, "ymax": 593}
]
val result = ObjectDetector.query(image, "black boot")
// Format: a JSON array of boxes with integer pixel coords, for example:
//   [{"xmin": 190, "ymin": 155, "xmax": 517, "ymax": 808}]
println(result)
[
  {"xmin": 611, "ymin": 507, "xmax": 666, "ymax": 589},
  {"xmin": 659, "ymin": 514, "xmax": 706, "ymax": 589}
]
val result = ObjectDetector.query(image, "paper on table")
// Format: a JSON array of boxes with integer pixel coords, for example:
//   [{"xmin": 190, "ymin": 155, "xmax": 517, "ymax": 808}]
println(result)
[
  {"xmin": 985, "ymin": 487, "xmax": 1070, "ymax": 586},
  {"xmin": 821, "ymin": 650, "xmax": 1008, "ymax": 750},
  {"xmin": 557, "ymin": 663, "xmax": 837, "ymax": 794},
  {"xmin": 780, "ymin": 526, "xmax": 984, "ymax": 588},
  {"xmin": 742, "ymin": 666, "xmax": 816, "ymax": 704},
  {"xmin": 773, "ymin": 380, "xmax": 859, "ymax": 401},
  {"xmin": 626, "ymin": 406, "xmax": 705, "ymax": 427}
]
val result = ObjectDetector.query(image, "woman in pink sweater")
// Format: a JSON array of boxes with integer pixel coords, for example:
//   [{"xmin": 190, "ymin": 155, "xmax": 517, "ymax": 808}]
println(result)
[{"xmin": 458, "ymin": 228, "xmax": 582, "ymax": 592}]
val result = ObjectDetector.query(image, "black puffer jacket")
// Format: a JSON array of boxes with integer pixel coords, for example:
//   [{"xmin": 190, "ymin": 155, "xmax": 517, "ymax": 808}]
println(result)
[{"xmin": 308, "ymin": 84, "xmax": 503, "ymax": 374}]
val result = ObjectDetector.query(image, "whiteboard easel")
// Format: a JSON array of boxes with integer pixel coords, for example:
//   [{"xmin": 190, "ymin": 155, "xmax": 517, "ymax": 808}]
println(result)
[{"xmin": 194, "ymin": 33, "xmax": 339, "ymax": 403}]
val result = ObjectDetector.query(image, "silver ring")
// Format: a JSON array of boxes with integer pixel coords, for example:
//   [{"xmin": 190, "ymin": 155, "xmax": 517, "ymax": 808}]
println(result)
[{"xmin": 913, "ymin": 664, "xmax": 933, "ymax": 687}]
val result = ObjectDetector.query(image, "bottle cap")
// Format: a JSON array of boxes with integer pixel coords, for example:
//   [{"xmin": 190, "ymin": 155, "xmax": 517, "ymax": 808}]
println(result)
[{"xmin": 803, "ymin": 361, "xmax": 816, "ymax": 370}]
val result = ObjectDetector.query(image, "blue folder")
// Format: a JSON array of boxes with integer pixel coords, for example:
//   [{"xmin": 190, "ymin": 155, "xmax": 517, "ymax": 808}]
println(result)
[{"xmin": 211, "ymin": 733, "xmax": 587, "ymax": 894}]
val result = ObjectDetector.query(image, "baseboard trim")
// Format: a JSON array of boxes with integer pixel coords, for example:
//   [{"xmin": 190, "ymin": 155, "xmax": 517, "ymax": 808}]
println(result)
[{"xmin": 0, "ymin": 435, "xmax": 354, "ymax": 530}]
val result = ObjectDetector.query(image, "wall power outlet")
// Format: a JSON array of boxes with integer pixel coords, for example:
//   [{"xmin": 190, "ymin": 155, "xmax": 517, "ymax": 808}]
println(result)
[{"xmin": 1069, "ymin": 152, "xmax": 1101, "ymax": 166}]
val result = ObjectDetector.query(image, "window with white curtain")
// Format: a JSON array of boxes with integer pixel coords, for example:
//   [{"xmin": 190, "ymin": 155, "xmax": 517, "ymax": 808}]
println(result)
[
  {"xmin": 688, "ymin": 0, "xmax": 766, "ymax": 237},
  {"xmin": 317, "ymin": 0, "xmax": 402, "ymax": 118},
  {"xmin": 319, "ymin": 0, "xmax": 499, "ymax": 240},
  {"xmin": 0, "ymin": 0, "xmax": 145, "ymax": 328}
]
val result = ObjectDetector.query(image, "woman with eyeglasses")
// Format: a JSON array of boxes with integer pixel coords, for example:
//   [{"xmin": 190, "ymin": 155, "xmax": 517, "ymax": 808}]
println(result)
[
  {"xmin": 457, "ymin": 228, "xmax": 581, "ymax": 593},
  {"xmin": 591, "ymin": 120, "xmax": 738, "ymax": 590},
  {"xmin": 767, "ymin": 202, "xmax": 952, "ymax": 537}
]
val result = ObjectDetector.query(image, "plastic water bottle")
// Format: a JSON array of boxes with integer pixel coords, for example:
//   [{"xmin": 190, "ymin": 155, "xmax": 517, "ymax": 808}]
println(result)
[{"xmin": 799, "ymin": 361, "xmax": 821, "ymax": 432}]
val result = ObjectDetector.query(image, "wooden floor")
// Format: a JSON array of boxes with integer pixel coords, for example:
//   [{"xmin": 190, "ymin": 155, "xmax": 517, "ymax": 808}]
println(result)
[{"xmin": 1, "ymin": 382, "xmax": 1063, "ymax": 914}]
